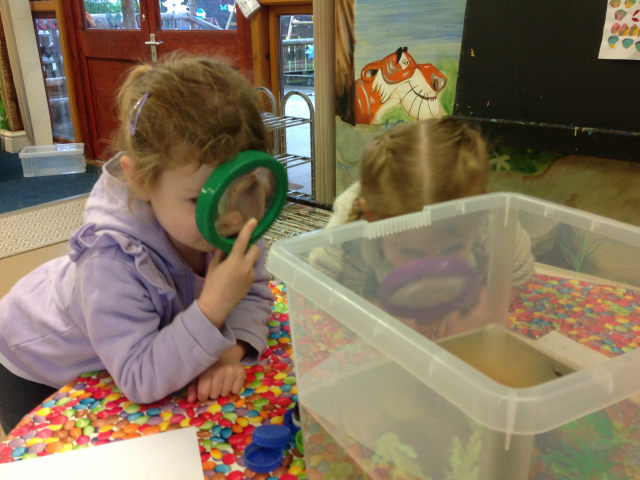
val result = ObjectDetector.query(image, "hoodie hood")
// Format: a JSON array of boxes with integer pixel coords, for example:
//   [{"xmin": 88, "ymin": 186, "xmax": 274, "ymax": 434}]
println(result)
[
  {"xmin": 0, "ymin": 155, "xmax": 273, "ymax": 398},
  {"xmin": 68, "ymin": 155, "xmax": 192, "ymax": 299}
]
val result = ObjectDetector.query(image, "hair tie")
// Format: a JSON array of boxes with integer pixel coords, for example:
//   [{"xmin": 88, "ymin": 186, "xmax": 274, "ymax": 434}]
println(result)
[{"xmin": 129, "ymin": 92, "xmax": 150, "ymax": 135}]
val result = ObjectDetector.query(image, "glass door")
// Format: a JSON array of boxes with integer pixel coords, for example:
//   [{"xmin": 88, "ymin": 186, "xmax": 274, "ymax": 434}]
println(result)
[
  {"xmin": 157, "ymin": 0, "xmax": 237, "ymax": 30},
  {"xmin": 280, "ymin": 14, "xmax": 313, "ymax": 95},
  {"xmin": 276, "ymin": 10, "xmax": 314, "ymax": 196},
  {"xmin": 33, "ymin": 15, "xmax": 75, "ymax": 142},
  {"xmin": 150, "ymin": 0, "xmax": 248, "ymax": 62}
]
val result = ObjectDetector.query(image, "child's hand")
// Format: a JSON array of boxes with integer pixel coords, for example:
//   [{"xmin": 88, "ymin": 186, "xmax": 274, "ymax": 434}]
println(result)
[
  {"xmin": 395, "ymin": 316, "xmax": 447, "ymax": 340},
  {"xmin": 198, "ymin": 219, "xmax": 262, "ymax": 329},
  {"xmin": 187, "ymin": 342, "xmax": 249, "ymax": 403}
]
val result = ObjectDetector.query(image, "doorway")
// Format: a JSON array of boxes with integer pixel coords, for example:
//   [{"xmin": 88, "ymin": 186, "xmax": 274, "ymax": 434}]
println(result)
[
  {"xmin": 62, "ymin": 0, "xmax": 253, "ymax": 159},
  {"xmin": 33, "ymin": 14, "xmax": 75, "ymax": 143},
  {"xmin": 271, "ymin": 6, "xmax": 314, "ymax": 196}
]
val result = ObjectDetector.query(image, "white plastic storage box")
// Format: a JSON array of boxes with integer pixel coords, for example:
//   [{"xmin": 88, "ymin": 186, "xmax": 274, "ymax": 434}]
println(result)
[
  {"xmin": 267, "ymin": 193, "xmax": 640, "ymax": 480},
  {"xmin": 19, "ymin": 143, "xmax": 86, "ymax": 177}
]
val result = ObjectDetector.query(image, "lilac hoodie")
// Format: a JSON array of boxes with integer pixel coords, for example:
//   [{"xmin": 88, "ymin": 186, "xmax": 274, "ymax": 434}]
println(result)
[{"xmin": 0, "ymin": 156, "xmax": 273, "ymax": 403}]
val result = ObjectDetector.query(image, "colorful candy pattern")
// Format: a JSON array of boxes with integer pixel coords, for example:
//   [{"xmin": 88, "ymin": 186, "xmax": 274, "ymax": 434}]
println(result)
[
  {"xmin": 508, "ymin": 275, "xmax": 640, "ymax": 358},
  {"xmin": 529, "ymin": 395, "xmax": 640, "ymax": 480},
  {"xmin": 300, "ymin": 414, "xmax": 423, "ymax": 480},
  {"xmin": 0, "ymin": 282, "xmax": 306, "ymax": 480},
  {"xmin": 288, "ymin": 275, "xmax": 640, "ymax": 480},
  {"xmin": 3, "ymin": 276, "xmax": 640, "ymax": 480}
]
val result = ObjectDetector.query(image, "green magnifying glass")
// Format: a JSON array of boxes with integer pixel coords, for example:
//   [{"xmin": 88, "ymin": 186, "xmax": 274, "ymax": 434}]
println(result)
[{"xmin": 196, "ymin": 150, "xmax": 288, "ymax": 254}]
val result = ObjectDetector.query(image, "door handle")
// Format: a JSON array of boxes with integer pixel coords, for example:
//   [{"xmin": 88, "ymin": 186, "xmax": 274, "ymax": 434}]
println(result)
[{"xmin": 145, "ymin": 34, "xmax": 163, "ymax": 63}]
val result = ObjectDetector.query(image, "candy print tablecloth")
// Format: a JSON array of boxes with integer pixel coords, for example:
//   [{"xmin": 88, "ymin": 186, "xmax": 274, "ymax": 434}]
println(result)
[
  {"xmin": 3, "ymin": 276, "xmax": 640, "ymax": 480},
  {"xmin": 0, "ymin": 282, "xmax": 304, "ymax": 480},
  {"xmin": 509, "ymin": 274, "xmax": 640, "ymax": 358}
]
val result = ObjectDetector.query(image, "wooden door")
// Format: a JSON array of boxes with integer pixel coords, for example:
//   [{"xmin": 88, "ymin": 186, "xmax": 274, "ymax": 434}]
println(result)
[
  {"xmin": 148, "ymin": 1, "xmax": 252, "ymax": 65},
  {"xmin": 62, "ymin": 0, "xmax": 252, "ymax": 160}
]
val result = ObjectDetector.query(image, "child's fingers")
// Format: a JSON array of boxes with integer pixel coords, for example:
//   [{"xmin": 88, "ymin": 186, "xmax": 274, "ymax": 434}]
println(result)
[
  {"xmin": 209, "ymin": 248, "xmax": 225, "ymax": 270},
  {"xmin": 232, "ymin": 375, "xmax": 244, "ymax": 395},
  {"xmin": 245, "ymin": 244, "xmax": 262, "ymax": 267},
  {"xmin": 187, "ymin": 379, "xmax": 198, "ymax": 404},
  {"xmin": 220, "ymin": 375, "xmax": 235, "ymax": 398},
  {"xmin": 198, "ymin": 375, "xmax": 213, "ymax": 403},
  {"xmin": 230, "ymin": 218, "xmax": 258, "ymax": 257},
  {"xmin": 209, "ymin": 375, "xmax": 224, "ymax": 400},
  {"xmin": 397, "ymin": 317, "xmax": 418, "ymax": 329}
]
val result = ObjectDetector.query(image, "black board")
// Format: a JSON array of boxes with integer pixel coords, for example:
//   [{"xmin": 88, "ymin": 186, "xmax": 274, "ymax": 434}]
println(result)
[{"xmin": 454, "ymin": 0, "xmax": 640, "ymax": 161}]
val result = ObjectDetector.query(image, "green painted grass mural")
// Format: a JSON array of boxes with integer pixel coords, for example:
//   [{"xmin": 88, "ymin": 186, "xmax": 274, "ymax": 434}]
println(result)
[
  {"xmin": 334, "ymin": 0, "xmax": 565, "ymax": 195},
  {"xmin": 0, "ymin": 75, "xmax": 8, "ymax": 131}
]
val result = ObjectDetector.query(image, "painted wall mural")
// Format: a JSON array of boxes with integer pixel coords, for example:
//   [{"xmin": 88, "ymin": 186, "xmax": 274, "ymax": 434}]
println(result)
[
  {"xmin": 0, "ymin": 40, "xmax": 22, "ymax": 132},
  {"xmin": 335, "ymin": 0, "xmax": 467, "ymax": 193},
  {"xmin": 355, "ymin": 47, "xmax": 448, "ymax": 125},
  {"xmin": 333, "ymin": 0, "xmax": 640, "ymax": 233}
]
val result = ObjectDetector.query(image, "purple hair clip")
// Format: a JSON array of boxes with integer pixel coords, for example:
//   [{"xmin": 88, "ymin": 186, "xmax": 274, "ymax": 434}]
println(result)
[{"xmin": 129, "ymin": 92, "xmax": 150, "ymax": 135}]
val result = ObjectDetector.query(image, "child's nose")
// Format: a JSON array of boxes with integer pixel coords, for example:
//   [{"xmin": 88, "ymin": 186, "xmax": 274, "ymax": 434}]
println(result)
[
  {"xmin": 215, "ymin": 211, "xmax": 246, "ymax": 238},
  {"xmin": 222, "ymin": 211, "xmax": 243, "ymax": 226}
]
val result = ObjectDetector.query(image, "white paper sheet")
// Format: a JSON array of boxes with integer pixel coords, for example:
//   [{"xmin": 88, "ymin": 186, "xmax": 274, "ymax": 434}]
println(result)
[
  {"xmin": 0, "ymin": 427, "xmax": 203, "ymax": 480},
  {"xmin": 599, "ymin": 0, "xmax": 640, "ymax": 60},
  {"xmin": 235, "ymin": 0, "xmax": 261, "ymax": 18},
  {"xmin": 535, "ymin": 330, "xmax": 609, "ymax": 370}
]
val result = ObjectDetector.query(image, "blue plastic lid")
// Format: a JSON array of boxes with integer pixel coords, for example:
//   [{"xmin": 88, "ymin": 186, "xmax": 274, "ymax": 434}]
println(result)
[
  {"xmin": 244, "ymin": 443, "xmax": 283, "ymax": 473},
  {"xmin": 252, "ymin": 425, "xmax": 291, "ymax": 449},
  {"xmin": 284, "ymin": 409, "xmax": 301, "ymax": 435}
]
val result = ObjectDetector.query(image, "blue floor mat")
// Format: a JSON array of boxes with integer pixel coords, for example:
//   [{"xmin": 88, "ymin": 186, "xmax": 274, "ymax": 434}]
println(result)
[{"xmin": 0, "ymin": 151, "xmax": 102, "ymax": 214}]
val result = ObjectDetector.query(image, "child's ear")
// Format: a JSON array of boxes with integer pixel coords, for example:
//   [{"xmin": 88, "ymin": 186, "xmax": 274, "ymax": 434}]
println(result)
[
  {"xmin": 120, "ymin": 155, "xmax": 150, "ymax": 201},
  {"xmin": 359, "ymin": 197, "xmax": 374, "ymax": 222}
]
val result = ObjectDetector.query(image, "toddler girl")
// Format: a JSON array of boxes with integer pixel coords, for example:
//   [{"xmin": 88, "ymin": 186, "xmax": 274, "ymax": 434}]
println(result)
[
  {"xmin": 310, "ymin": 118, "xmax": 534, "ymax": 339},
  {"xmin": 0, "ymin": 56, "xmax": 273, "ymax": 432}
]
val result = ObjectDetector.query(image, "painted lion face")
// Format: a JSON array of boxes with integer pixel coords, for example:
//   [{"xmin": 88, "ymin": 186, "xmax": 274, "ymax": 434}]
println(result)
[{"xmin": 355, "ymin": 47, "xmax": 447, "ymax": 124}]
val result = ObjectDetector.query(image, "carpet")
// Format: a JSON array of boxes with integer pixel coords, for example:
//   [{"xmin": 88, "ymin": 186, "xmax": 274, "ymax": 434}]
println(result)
[
  {"xmin": 0, "ymin": 197, "xmax": 87, "ymax": 259},
  {"xmin": 0, "ymin": 151, "xmax": 102, "ymax": 214}
]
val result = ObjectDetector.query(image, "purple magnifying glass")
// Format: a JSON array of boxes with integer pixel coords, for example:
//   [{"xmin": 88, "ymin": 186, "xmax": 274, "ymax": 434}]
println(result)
[{"xmin": 378, "ymin": 255, "xmax": 479, "ymax": 324}]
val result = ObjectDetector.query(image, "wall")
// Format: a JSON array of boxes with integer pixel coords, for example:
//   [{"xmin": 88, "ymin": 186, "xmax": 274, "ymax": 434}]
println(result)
[
  {"xmin": 0, "ymin": 0, "xmax": 53, "ymax": 144},
  {"xmin": 489, "ymin": 155, "xmax": 640, "ymax": 227},
  {"xmin": 0, "ymin": 13, "xmax": 22, "ymax": 132},
  {"xmin": 334, "ymin": 0, "xmax": 466, "ymax": 194},
  {"xmin": 331, "ymin": 0, "xmax": 640, "ymax": 234}
]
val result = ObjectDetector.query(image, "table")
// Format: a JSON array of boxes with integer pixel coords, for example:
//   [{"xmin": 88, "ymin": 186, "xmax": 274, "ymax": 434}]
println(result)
[
  {"xmin": 0, "ymin": 282, "xmax": 304, "ymax": 480},
  {"xmin": 3, "ymin": 276, "xmax": 640, "ymax": 480}
]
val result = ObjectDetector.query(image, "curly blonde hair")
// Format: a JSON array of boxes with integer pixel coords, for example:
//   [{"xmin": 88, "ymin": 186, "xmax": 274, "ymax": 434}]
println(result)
[
  {"xmin": 348, "ymin": 118, "xmax": 489, "ymax": 222},
  {"xmin": 115, "ymin": 54, "xmax": 269, "ymax": 192}
]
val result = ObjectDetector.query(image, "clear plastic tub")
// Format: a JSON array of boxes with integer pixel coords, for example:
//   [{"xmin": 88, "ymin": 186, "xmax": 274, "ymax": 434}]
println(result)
[
  {"xmin": 19, "ymin": 143, "xmax": 86, "ymax": 177},
  {"xmin": 267, "ymin": 192, "xmax": 640, "ymax": 480}
]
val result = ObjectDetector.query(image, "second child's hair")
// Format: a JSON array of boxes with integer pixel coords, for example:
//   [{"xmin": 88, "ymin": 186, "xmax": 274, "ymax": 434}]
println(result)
[
  {"xmin": 348, "ymin": 118, "xmax": 489, "ymax": 222},
  {"xmin": 115, "ymin": 54, "xmax": 269, "ymax": 192}
]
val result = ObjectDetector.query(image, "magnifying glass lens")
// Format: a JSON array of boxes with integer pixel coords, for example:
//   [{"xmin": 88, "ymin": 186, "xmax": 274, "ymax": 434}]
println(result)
[
  {"xmin": 215, "ymin": 167, "xmax": 277, "ymax": 238},
  {"xmin": 389, "ymin": 275, "xmax": 469, "ymax": 309}
]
